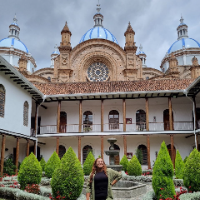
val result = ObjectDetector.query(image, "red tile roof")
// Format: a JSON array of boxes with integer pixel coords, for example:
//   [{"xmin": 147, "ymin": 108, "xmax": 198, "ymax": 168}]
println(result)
[{"xmin": 33, "ymin": 79, "xmax": 194, "ymax": 96}]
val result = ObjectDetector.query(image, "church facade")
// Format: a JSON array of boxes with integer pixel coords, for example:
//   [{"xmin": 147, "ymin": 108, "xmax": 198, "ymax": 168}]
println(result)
[{"xmin": 0, "ymin": 5, "xmax": 200, "ymax": 174}]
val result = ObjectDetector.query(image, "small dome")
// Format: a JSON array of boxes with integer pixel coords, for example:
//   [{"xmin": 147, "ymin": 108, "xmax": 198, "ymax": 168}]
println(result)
[
  {"xmin": 168, "ymin": 38, "xmax": 200, "ymax": 54},
  {"xmin": 0, "ymin": 37, "xmax": 29, "ymax": 53},
  {"xmin": 79, "ymin": 26, "xmax": 118, "ymax": 44}
]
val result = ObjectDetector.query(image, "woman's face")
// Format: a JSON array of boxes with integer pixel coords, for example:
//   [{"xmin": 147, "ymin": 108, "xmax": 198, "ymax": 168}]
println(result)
[{"xmin": 96, "ymin": 158, "xmax": 104, "ymax": 169}]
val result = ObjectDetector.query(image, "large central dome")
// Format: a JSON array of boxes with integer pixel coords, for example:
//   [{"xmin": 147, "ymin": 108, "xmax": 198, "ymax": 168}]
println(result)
[{"xmin": 79, "ymin": 5, "xmax": 118, "ymax": 44}]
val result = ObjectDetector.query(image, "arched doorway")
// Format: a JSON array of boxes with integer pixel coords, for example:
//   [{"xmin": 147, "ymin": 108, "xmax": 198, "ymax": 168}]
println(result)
[
  {"xmin": 59, "ymin": 145, "xmax": 66, "ymax": 159},
  {"xmin": 167, "ymin": 144, "xmax": 176, "ymax": 164},
  {"xmin": 109, "ymin": 144, "xmax": 120, "ymax": 165},
  {"xmin": 60, "ymin": 112, "xmax": 67, "ymax": 133},
  {"xmin": 138, "ymin": 145, "xmax": 147, "ymax": 165},
  {"xmin": 136, "ymin": 110, "xmax": 146, "ymax": 131},
  {"xmin": 83, "ymin": 145, "xmax": 93, "ymax": 163},
  {"xmin": 109, "ymin": 110, "xmax": 119, "ymax": 130},
  {"xmin": 163, "ymin": 109, "xmax": 174, "ymax": 130},
  {"xmin": 83, "ymin": 111, "xmax": 93, "ymax": 132}
]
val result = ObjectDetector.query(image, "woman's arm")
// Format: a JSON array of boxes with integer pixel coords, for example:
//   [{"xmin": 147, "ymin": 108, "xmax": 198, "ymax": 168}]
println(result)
[
  {"xmin": 110, "ymin": 169, "xmax": 122, "ymax": 186},
  {"xmin": 86, "ymin": 175, "xmax": 92, "ymax": 200},
  {"xmin": 86, "ymin": 192, "xmax": 90, "ymax": 200}
]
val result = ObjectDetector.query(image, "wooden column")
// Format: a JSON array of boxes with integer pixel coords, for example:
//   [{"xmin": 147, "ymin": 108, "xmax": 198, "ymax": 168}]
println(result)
[
  {"xmin": 15, "ymin": 138, "xmax": 19, "ymax": 174},
  {"xmin": 101, "ymin": 100, "xmax": 104, "ymax": 132},
  {"xmin": 56, "ymin": 137, "xmax": 59, "ymax": 155},
  {"xmin": 101, "ymin": 136, "xmax": 104, "ymax": 159},
  {"xmin": 145, "ymin": 98, "xmax": 149, "ymax": 131},
  {"xmin": 147, "ymin": 135, "xmax": 151, "ymax": 169},
  {"xmin": 26, "ymin": 139, "xmax": 30, "ymax": 157},
  {"xmin": 170, "ymin": 134, "xmax": 175, "ymax": 168},
  {"xmin": 79, "ymin": 100, "xmax": 82, "ymax": 132},
  {"xmin": 193, "ymin": 96, "xmax": 198, "ymax": 150},
  {"xmin": 123, "ymin": 136, "xmax": 127, "ymax": 156},
  {"xmin": 35, "ymin": 103, "xmax": 38, "ymax": 136},
  {"xmin": 57, "ymin": 101, "xmax": 61, "ymax": 133},
  {"xmin": 123, "ymin": 99, "xmax": 126, "ymax": 132},
  {"xmin": 0, "ymin": 135, "xmax": 6, "ymax": 176},
  {"xmin": 78, "ymin": 137, "xmax": 81, "ymax": 162}
]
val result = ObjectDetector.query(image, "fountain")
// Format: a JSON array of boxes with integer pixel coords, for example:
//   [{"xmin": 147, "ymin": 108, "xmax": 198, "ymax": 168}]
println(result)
[{"xmin": 104, "ymin": 138, "xmax": 123, "ymax": 172}]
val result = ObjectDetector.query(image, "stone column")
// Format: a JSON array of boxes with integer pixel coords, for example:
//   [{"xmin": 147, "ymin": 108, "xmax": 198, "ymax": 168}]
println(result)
[
  {"xmin": 0, "ymin": 135, "xmax": 6, "ymax": 176},
  {"xmin": 35, "ymin": 103, "xmax": 38, "ymax": 136},
  {"xmin": 123, "ymin": 136, "xmax": 127, "ymax": 156},
  {"xmin": 170, "ymin": 134, "xmax": 175, "ymax": 168},
  {"xmin": 193, "ymin": 96, "xmax": 198, "ymax": 150}
]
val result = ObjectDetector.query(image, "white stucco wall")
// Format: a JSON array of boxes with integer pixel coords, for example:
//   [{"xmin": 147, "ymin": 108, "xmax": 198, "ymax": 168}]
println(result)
[{"xmin": 0, "ymin": 72, "xmax": 32, "ymax": 136}]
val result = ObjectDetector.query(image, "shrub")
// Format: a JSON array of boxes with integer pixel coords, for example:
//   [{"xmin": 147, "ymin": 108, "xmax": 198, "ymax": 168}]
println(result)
[
  {"xmin": 83, "ymin": 151, "xmax": 95, "ymax": 175},
  {"xmin": 45, "ymin": 151, "xmax": 60, "ymax": 178},
  {"xmin": 51, "ymin": 147, "xmax": 84, "ymax": 200},
  {"xmin": 120, "ymin": 155, "xmax": 129, "ymax": 172},
  {"xmin": 175, "ymin": 150, "xmax": 184, "ymax": 179},
  {"xmin": 183, "ymin": 156, "xmax": 188, "ymax": 163},
  {"xmin": 18, "ymin": 153, "xmax": 42, "ymax": 190},
  {"xmin": 40, "ymin": 157, "xmax": 46, "ymax": 171},
  {"xmin": 135, "ymin": 148, "xmax": 143, "ymax": 164},
  {"xmin": 127, "ymin": 155, "xmax": 142, "ymax": 176},
  {"xmin": 183, "ymin": 148, "xmax": 200, "ymax": 192},
  {"xmin": 152, "ymin": 141, "xmax": 175, "ymax": 200},
  {"xmin": 3, "ymin": 159, "xmax": 16, "ymax": 175}
]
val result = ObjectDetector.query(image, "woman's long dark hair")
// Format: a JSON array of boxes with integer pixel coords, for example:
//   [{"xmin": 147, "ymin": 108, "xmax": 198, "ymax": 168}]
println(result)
[{"xmin": 90, "ymin": 158, "xmax": 107, "ymax": 183}]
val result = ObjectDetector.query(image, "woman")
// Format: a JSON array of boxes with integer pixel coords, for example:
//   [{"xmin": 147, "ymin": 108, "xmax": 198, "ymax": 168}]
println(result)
[{"xmin": 86, "ymin": 158, "xmax": 122, "ymax": 200}]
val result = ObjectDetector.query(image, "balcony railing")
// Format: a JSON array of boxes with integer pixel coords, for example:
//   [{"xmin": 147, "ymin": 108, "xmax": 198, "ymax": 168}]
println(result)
[{"xmin": 39, "ymin": 121, "xmax": 194, "ymax": 134}]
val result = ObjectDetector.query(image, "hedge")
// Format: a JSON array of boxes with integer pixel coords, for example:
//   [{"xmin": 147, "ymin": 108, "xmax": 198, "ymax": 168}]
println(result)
[
  {"xmin": 127, "ymin": 155, "xmax": 142, "ymax": 176},
  {"xmin": 175, "ymin": 150, "xmax": 184, "ymax": 179},
  {"xmin": 83, "ymin": 151, "xmax": 95, "ymax": 175},
  {"xmin": 179, "ymin": 192, "xmax": 200, "ymax": 200},
  {"xmin": 120, "ymin": 155, "xmax": 129, "ymax": 172}
]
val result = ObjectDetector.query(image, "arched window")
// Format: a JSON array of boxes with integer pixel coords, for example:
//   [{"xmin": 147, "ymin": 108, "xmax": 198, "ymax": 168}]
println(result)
[
  {"xmin": 0, "ymin": 84, "xmax": 5, "ymax": 118},
  {"xmin": 163, "ymin": 109, "xmax": 174, "ymax": 130},
  {"xmin": 138, "ymin": 145, "xmax": 147, "ymax": 165},
  {"xmin": 167, "ymin": 144, "xmax": 176, "ymax": 163},
  {"xmin": 83, "ymin": 111, "xmax": 93, "ymax": 132},
  {"xmin": 83, "ymin": 145, "xmax": 93, "ymax": 163},
  {"xmin": 23, "ymin": 101, "xmax": 29, "ymax": 126},
  {"xmin": 60, "ymin": 112, "xmax": 67, "ymax": 133},
  {"xmin": 109, "ymin": 110, "xmax": 119, "ymax": 130},
  {"xmin": 136, "ymin": 110, "xmax": 146, "ymax": 131},
  {"xmin": 59, "ymin": 145, "xmax": 66, "ymax": 159}
]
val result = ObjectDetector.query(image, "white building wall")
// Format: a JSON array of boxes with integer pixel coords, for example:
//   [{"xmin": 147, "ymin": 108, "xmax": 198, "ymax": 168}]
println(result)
[{"xmin": 0, "ymin": 72, "xmax": 32, "ymax": 136}]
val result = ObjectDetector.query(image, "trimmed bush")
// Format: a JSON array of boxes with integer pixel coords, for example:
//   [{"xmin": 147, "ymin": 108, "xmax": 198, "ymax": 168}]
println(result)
[
  {"xmin": 83, "ymin": 151, "xmax": 95, "ymax": 175},
  {"xmin": 183, "ymin": 148, "xmax": 200, "ymax": 192},
  {"xmin": 51, "ymin": 147, "xmax": 84, "ymax": 200},
  {"xmin": 127, "ymin": 155, "xmax": 142, "ymax": 176},
  {"xmin": 40, "ymin": 157, "xmax": 46, "ymax": 171},
  {"xmin": 18, "ymin": 153, "xmax": 42, "ymax": 190},
  {"xmin": 3, "ymin": 158, "xmax": 16, "ymax": 175},
  {"xmin": 120, "ymin": 155, "xmax": 129, "ymax": 172},
  {"xmin": 183, "ymin": 156, "xmax": 188, "ymax": 163},
  {"xmin": 152, "ymin": 141, "xmax": 175, "ymax": 200},
  {"xmin": 175, "ymin": 150, "xmax": 184, "ymax": 179},
  {"xmin": 45, "ymin": 151, "xmax": 60, "ymax": 178}
]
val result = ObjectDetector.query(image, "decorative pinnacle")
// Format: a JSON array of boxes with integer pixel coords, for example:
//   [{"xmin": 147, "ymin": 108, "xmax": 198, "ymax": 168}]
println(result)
[
  {"xmin": 139, "ymin": 44, "xmax": 143, "ymax": 51},
  {"xmin": 180, "ymin": 15, "xmax": 184, "ymax": 24},
  {"xmin": 13, "ymin": 13, "xmax": 18, "ymax": 24},
  {"xmin": 96, "ymin": 0, "xmax": 101, "ymax": 13}
]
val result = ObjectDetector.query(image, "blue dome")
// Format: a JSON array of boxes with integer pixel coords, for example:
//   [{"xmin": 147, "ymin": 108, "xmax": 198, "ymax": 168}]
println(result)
[
  {"xmin": 138, "ymin": 51, "xmax": 146, "ymax": 55},
  {"xmin": 79, "ymin": 26, "xmax": 118, "ymax": 44},
  {"xmin": 168, "ymin": 38, "xmax": 200, "ymax": 54},
  {"xmin": 0, "ymin": 37, "xmax": 29, "ymax": 53},
  {"xmin": 52, "ymin": 50, "xmax": 60, "ymax": 54}
]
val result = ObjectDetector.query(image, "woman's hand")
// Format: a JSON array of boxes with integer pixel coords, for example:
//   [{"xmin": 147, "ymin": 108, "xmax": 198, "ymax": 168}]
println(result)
[{"xmin": 111, "ymin": 179, "xmax": 118, "ymax": 186}]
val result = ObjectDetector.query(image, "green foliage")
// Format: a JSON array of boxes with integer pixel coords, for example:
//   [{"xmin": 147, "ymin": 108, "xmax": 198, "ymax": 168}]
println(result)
[
  {"xmin": 127, "ymin": 155, "xmax": 142, "ymax": 176},
  {"xmin": 183, "ymin": 148, "xmax": 200, "ymax": 192},
  {"xmin": 45, "ymin": 151, "xmax": 60, "ymax": 178},
  {"xmin": 83, "ymin": 151, "xmax": 95, "ymax": 175},
  {"xmin": 152, "ymin": 141, "xmax": 175, "ymax": 199},
  {"xmin": 175, "ymin": 150, "xmax": 184, "ymax": 179},
  {"xmin": 120, "ymin": 155, "xmax": 129, "ymax": 172},
  {"xmin": 18, "ymin": 153, "xmax": 42, "ymax": 190},
  {"xmin": 51, "ymin": 147, "xmax": 84, "ymax": 200},
  {"xmin": 183, "ymin": 156, "xmax": 188, "ymax": 163},
  {"xmin": 3, "ymin": 159, "xmax": 16, "ymax": 175},
  {"xmin": 40, "ymin": 157, "xmax": 46, "ymax": 171},
  {"xmin": 135, "ymin": 148, "xmax": 143, "ymax": 164}
]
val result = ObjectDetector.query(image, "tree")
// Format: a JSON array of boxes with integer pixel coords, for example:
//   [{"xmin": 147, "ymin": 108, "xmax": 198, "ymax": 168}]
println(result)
[
  {"xmin": 183, "ymin": 148, "xmax": 200, "ymax": 192},
  {"xmin": 127, "ymin": 155, "xmax": 142, "ymax": 176},
  {"xmin": 152, "ymin": 141, "xmax": 175, "ymax": 200},
  {"xmin": 40, "ymin": 157, "xmax": 46, "ymax": 171},
  {"xmin": 51, "ymin": 147, "xmax": 84, "ymax": 200},
  {"xmin": 120, "ymin": 155, "xmax": 129, "ymax": 172},
  {"xmin": 83, "ymin": 151, "xmax": 95, "ymax": 175},
  {"xmin": 18, "ymin": 153, "xmax": 42, "ymax": 190},
  {"xmin": 175, "ymin": 150, "xmax": 184, "ymax": 179},
  {"xmin": 45, "ymin": 151, "xmax": 60, "ymax": 178}
]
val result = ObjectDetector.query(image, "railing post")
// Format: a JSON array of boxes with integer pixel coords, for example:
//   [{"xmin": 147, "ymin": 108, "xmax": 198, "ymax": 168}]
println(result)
[
  {"xmin": 79, "ymin": 100, "xmax": 82, "ymax": 132},
  {"xmin": 0, "ymin": 135, "xmax": 6, "ymax": 176}
]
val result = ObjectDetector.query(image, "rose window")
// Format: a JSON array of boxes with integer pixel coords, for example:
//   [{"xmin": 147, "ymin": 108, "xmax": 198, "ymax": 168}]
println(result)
[{"xmin": 87, "ymin": 62, "xmax": 109, "ymax": 82}]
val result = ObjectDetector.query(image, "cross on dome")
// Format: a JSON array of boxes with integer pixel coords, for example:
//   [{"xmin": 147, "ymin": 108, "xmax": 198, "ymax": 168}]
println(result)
[
  {"xmin": 13, "ymin": 14, "xmax": 18, "ymax": 24},
  {"xmin": 96, "ymin": 0, "xmax": 101, "ymax": 13}
]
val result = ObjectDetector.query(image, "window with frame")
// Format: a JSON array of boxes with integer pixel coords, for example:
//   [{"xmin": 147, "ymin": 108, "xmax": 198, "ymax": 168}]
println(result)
[
  {"xmin": 109, "ymin": 110, "xmax": 119, "ymax": 130},
  {"xmin": 23, "ymin": 101, "xmax": 29, "ymax": 126},
  {"xmin": 136, "ymin": 109, "xmax": 146, "ymax": 131},
  {"xmin": 0, "ymin": 85, "xmax": 5, "ymax": 118},
  {"xmin": 83, "ymin": 111, "xmax": 93, "ymax": 132}
]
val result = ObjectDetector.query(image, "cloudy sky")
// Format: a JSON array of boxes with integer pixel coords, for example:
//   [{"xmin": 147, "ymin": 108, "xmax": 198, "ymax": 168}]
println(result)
[{"xmin": 1, "ymin": 0, "xmax": 200, "ymax": 71}]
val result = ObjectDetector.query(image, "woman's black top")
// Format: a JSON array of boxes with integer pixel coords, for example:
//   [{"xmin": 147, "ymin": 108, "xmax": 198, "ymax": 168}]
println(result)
[{"xmin": 94, "ymin": 171, "xmax": 108, "ymax": 199}]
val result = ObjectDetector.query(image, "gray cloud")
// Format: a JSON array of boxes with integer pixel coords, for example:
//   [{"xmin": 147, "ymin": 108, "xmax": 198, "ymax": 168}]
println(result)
[{"xmin": 1, "ymin": 0, "xmax": 199, "ymax": 70}]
